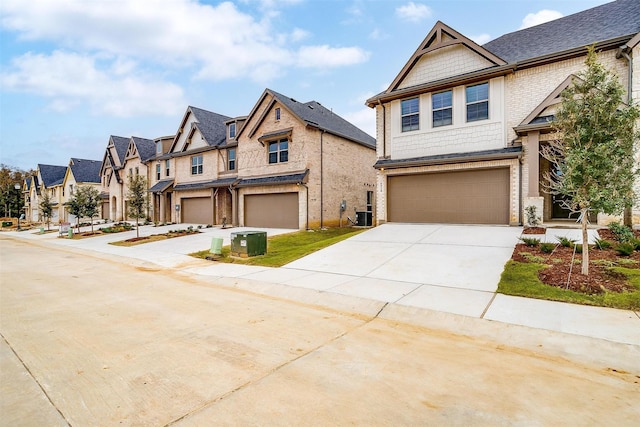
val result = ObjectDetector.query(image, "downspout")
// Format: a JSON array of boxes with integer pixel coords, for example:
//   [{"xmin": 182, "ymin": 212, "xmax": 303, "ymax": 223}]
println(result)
[
  {"xmin": 212, "ymin": 188, "xmax": 219, "ymax": 224},
  {"xmin": 620, "ymin": 49, "xmax": 634, "ymax": 227},
  {"xmin": 320, "ymin": 130, "xmax": 325, "ymax": 229},
  {"xmin": 378, "ymin": 100, "xmax": 386, "ymax": 158},
  {"xmin": 229, "ymin": 183, "xmax": 238, "ymax": 226}
]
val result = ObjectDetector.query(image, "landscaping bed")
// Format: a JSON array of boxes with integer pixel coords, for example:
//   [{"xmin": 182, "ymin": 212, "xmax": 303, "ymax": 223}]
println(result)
[
  {"xmin": 499, "ymin": 223, "xmax": 640, "ymax": 310},
  {"xmin": 111, "ymin": 228, "xmax": 200, "ymax": 246}
]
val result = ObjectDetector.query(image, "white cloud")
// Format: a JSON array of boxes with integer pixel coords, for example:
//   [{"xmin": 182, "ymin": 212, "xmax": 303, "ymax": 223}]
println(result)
[
  {"xmin": 395, "ymin": 2, "xmax": 432, "ymax": 23},
  {"xmin": 470, "ymin": 34, "xmax": 492, "ymax": 45},
  {"xmin": 369, "ymin": 28, "xmax": 389, "ymax": 41},
  {"xmin": 519, "ymin": 9, "xmax": 563, "ymax": 29},
  {"xmin": 343, "ymin": 108, "xmax": 376, "ymax": 138},
  {"xmin": 295, "ymin": 45, "xmax": 370, "ymax": 69},
  {"xmin": 0, "ymin": 0, "xmax": 368, "ymax": 83},
  {"xmin": 0, "ymin": 51, "xmax": 185, "ymax": 117}
]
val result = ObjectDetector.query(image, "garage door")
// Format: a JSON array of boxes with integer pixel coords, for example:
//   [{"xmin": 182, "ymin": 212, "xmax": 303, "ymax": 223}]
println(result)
[
  {"xmin": 182, "ymin": 197, "xmax": 213, "ymax": 224},
  {"xmin": 245, "ymin": 193, "xmax": 299, "ymax": 229},
  {"xmin": 388, "ymin": 168, "xmax": 510, "ymax": 224}
]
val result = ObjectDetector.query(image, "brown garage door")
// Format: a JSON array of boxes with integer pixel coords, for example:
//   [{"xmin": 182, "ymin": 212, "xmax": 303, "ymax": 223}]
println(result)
[
  {"xmin": 182, "ymin": 197, "xmax": 213, "ymax": 224},
  {"xmin": 388, "ymin": 168, "xmax": 510, "ymax": 224},
  {"xmin": 245, "ymin": 193, "xmax": 299, "ymax": 229}
]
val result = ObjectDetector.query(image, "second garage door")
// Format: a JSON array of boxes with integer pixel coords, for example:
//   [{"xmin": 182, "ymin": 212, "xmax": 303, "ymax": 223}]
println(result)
[
  {"xmin": 245, "ymin": 193, "xmax": 299, "ymax": 229},
  {"xmin": 182, "ymin": 197, "xmax": 213, "ymax": 224},
  {"xmin": 388, "ymin": 168, "xmax": 510, "ymax": 224}
]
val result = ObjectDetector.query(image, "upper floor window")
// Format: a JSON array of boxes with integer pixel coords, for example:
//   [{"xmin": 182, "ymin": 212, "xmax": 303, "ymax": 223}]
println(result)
[
  {"xmin": 228, "ymin": 148, "xmax": 236, "ymax": 171},
  {"xmin": 191, "ymin": 155, "xmax": 203, "ymax": 175},
  {"xmin": 156, "ymin": 164, "xmax": 161, "ymax": 180},
  {"xmin": 229, "ymin": 123, "xmax": 236, "ymax": 139},
  {"xmin": 135, "ymin": 166, "xmax": 139, "ymax": 175},
  {"xmin": 165, "ymin": 159, "xmax": 170, "ymax": 176},
  {"xmin": 156, "ymin": 143, "xmax": 162, "ymax": 154},
  {"xmin": 466, "ymin": 82, "xmax": 489, "ymax": 122},
  {"xmin": 275, "ymin": 108, "xmax": 281, "ymax": 121},
  {"xmin": 268, "ymin": 138, "xmax": 288, "ymax": 164},
  {"xmin": 401, "ymin": 98, "xmax": 419, "ymax": 132},
  {"xmin": 129, "ymin": 168, "xmax": 133, "ymax": 176},
  {"xmin": 432, "ymin": 90, "xmax": 452, "ymax": 127}
]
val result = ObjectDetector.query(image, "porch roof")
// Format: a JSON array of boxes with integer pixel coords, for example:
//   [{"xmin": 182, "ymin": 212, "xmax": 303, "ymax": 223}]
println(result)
[{"xmin": 374, "ymin": 147, "xmax": 522, "ymax": 170}]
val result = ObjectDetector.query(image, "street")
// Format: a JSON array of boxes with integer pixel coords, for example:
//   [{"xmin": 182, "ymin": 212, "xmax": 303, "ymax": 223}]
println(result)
[{"xmin": 1, "ymin": 236, "xmax": 638, "ymax": 426}]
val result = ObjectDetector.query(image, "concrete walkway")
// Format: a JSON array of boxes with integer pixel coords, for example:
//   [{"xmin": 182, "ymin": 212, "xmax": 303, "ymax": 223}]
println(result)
[{"xmin": 3, "ymin": 223, "xmax": 639, "ymax": 347}]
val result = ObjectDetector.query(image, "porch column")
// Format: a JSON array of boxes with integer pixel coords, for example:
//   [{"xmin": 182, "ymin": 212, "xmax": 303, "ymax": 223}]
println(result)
[{"xmin": 527, "ymin": 131, "xmax": 540, "ymax": 197}]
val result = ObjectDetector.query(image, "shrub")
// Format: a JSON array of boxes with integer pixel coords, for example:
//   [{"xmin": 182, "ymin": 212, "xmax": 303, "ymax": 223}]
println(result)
[
  {"xmin": 615, "ymin": 242, "xmax": 635, "ymax": 256},
  {"xmin": 556, "ymin": 236, "xmax": 576, "ymax": 247},
  {"xmin": 524, "ymin": 205, "xmax": 541, "ymax": 227},
  {"xmin": 540, "ymin": 242, "xmax": 556, "ymax": 253},
  {"xmin": 519, "ymin": 237, "xmax": 540, "ymax": 247},
  {"xmin": 608, "ymin": 221, "xmax": 634, "ymax": 242},
  {"xmin": 594, "ymin": 237, "xmax": 612, "ymax": 250},
  {"xmin": 573, "ymin": 244, "xmax": 583, "ymax": 254},
  {"xmin": 630, "ymin": 238, "xmax": 640, "ymax": 251}
]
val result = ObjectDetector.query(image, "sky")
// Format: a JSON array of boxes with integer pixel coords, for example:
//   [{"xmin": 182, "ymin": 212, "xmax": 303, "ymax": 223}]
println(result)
[{"xmin": 0, "ymin": 0, "xmax": 611, "ymax": 171}]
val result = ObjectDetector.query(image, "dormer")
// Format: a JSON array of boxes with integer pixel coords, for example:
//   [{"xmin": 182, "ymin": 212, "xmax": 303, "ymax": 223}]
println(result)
[{"xmin": 225, "ymin": 116, "xmax": 247, "ymax": 144}]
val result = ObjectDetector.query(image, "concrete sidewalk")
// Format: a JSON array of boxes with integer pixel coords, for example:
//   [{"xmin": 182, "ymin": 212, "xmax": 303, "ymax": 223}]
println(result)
[{"xmin": 3, "ymin": 223, "xmax": 639, "ymax": 347}]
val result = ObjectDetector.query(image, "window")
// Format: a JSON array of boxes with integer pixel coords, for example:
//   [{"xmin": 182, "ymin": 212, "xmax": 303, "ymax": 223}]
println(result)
[
  {"xmin": 191, "ymin": 155, "xmax": 203, "ymax": 175},
  {"xmin": 135, "ymin": 166, "xmax": 139, "ymax": 175},
  {"xmin": 432, "ymin": 90, "xmax": 452, "ymax": 127},
  {"xmin": 129, "ymin": 168, "xmax": 133, "ymax": 176},
  {"xmin": 366, "ymin": 191, "xmax": 373, "ymax": 213},
  {"xmin": 466, "ymin": 83, "xmax": 489, "ymax": 122},
  {"xmin": 401, "ymin": 98, "xmax": 419, "ymax": 132},
  {"xmin": 229, "ymin": 123, "xmax": 236, "ymax": 139},
  {"xmin": 228, "ymin": 148, "xmax": 236, "ymax": 171},
  {"xmin": 275, "ymin": 108, "xmax": 281, "ymax": 121},
  {"xmin": 156, "ymin": 164, "xmax": 161, "ymax": 180},
  {"xmin": 156, "ymin": 143, "xmax": 162, "ymax": 154},
  {"xmin": 268, "ymin": 139, "xmax": 288, "ymax": 164}
]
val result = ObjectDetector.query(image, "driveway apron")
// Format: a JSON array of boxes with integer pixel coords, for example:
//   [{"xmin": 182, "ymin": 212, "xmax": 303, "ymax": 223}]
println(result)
[{"xmin": 283, "ymin": 224, "xmax": 522, "ymax": 316}]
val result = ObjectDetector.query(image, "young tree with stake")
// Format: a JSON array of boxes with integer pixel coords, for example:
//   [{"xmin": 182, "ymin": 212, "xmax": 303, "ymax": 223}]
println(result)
[{"xmin": 542, "ymin": 46, "xmax": 639, "ymax": 275}]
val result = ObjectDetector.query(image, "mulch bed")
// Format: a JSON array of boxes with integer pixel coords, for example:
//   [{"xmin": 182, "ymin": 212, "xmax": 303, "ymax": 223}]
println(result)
[
  {"xmin": 123, "ymin": 230, "xmax": 198, "ymax": 243},
  {"xmin": 597, "ymin": 229, "xmax": 640, "ymax": 241},
  {"xmin": 512, "ymin": 240, "xmax": 639, "ymax": 294},
  {"xmin": 522, "ymin": 227, "xmax": 546, "ymax": 235}
]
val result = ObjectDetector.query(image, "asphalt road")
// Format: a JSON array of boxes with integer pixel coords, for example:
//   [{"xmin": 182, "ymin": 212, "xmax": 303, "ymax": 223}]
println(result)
[{"xmin": 1, "ymin": 236, "xmax": 638, "ymax": 426}]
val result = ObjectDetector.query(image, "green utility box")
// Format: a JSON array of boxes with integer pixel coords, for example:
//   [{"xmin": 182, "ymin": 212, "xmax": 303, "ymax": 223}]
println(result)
[{"xmin": 230, "ymin": 231, "xmax": 267, "ymax": 257}]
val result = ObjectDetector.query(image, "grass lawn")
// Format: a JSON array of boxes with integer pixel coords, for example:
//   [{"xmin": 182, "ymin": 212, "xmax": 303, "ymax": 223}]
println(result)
[
  {"xmin": 191, "ymin": 227, "xmax": 365, "ymax": 267},
  {"xmin": 498, "ymin": 260, "xmax": 640, "ymax": 310}
]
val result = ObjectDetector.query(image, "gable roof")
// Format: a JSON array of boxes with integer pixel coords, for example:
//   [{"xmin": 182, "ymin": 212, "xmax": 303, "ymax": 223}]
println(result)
[
  {"xmin": 170, "ymin": 106, "xmax": 232, "ymax": 152},
  {"xmin": 68, "ymin": 158, "xmax": 102, "ymax": 184},
  {"xmin": 130, "ymin": 136, "xmax": 156, "ymax": 162},
  {"xmin": 38, "ymin": 164, "xmax": 67, "ymax": 187},
  {"xmin": 110, "ymin": 135, "xmax": 130, "ymax": 165},
  {"xmin": 387, "ymin": 21, "xmax": 506, "ymax": 94},
  {"xmin": 483, "ymin": 0, "xmax": 640, "ymax": 64},
  {"xmin": 246, "ymin": 89, "xmax": 375, "ymax": 148}
]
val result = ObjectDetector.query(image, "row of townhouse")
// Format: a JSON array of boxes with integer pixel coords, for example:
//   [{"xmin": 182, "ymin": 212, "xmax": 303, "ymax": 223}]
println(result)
[
  {"xmin": 21, "ymin": 1, "xmax": 640, "ymax": 228},
  {"xmin": 23, "ymin": 159, "xmax": 102, "ymax": 224},
  {"xmin": 26, "ymin": 88, "xmax": 377, "ymax": 230}
]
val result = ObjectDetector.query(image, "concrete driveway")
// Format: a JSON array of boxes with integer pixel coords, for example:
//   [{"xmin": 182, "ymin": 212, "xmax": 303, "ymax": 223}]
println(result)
[{"xmin": 274, "ymin": 223, "xmax": 521, "ymax": 317}]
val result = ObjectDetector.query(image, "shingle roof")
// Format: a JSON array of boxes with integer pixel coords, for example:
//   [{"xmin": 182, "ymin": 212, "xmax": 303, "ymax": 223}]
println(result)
[
  {"xmin": 268, "ymin": 89, "xmax": 376, "ymax": 148},
  {"xmin": 373, "ymin": 147, "xmax": 522, "ymax": 169},
  {"xmin": 38, "ymin": 164, "xmax": 67, "ymax": 187},
  {"xmin": 173, "ymin": 177, "xmax": 238, "ymax": 191},
  {"xmin": 189, "ymin": 106, "xmax": 232, "ymax": 147},
  {"xmin": 131, "ymin": 137, "xmax": 156, "ymax": 162},
  {"xmin": 69, "ymin": 158, "xmax": 102, "ymax": 184},
  {"xmin": 483, "ymin": 0, "xmax": 640, "ymax": 63},
  {"xmin": 111, "ymin": 135, "xmax": 130, "ymax": 165},
  {"xmin": 236, "ymin": 170, "xmax": 309, "ymax": 188},
  {"xmin": 148, "ymin": 179, "xmax": 174, "ymax": 193}
]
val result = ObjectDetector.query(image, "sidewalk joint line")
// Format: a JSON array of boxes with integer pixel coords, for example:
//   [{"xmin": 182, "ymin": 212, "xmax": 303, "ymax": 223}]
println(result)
[
  {"xmin": 480, "ymin": 293, "xmax": 498, "ymax": 319},
  {"xmin": 1, "ymin": 332, "xmax": 72, "ymax": 427}
]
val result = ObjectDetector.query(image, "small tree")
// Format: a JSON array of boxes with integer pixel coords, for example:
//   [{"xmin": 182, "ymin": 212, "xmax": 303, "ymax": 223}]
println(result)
[
  {"xmin": 127, "ymin": 175, "xmax": 148, "ymax": 238},
  {"xmin": 39, "ymin": 191, "xmax": 54, "ymax": 230},
  {"xmin": 66, "ymin": 188, "xmax": 86, "ymax": 231},
  {"xmin": 542, "ymin": 46, "xmax": 640, "ymax": 275},
  {"xmin": 79, "ymin": 186, "xmax": 101, "ymax": 233}
]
